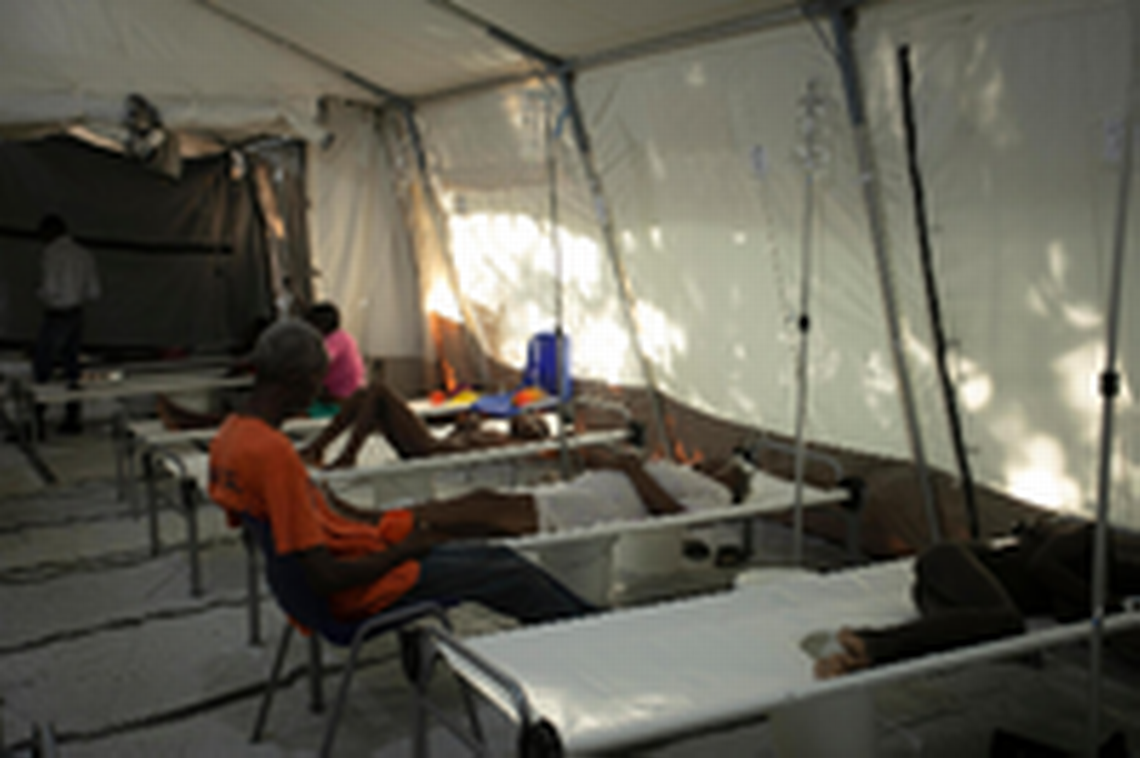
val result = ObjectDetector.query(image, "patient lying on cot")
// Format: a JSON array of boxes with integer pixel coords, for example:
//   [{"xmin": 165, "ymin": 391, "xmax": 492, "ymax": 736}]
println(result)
[
  {"xmin": 813, "ymin": 516, "xmax": 1140, "ymax": 679},
  {"xmin": 374, "ymin": 445, "xmax": 753, "ymax": 539},
  {"xmin": 298, "ymin": 372, "xmax": 554, "ymax": 470}
]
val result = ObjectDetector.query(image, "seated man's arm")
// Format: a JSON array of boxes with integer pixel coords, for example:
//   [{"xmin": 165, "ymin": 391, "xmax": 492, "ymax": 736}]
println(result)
[
  {"xmin": 321, "ymin": 485, "xmax": 382, "ymax": 524},
  {"xmin": 295, "ymin": 521, "xmax": 444, "ymax": 597}
]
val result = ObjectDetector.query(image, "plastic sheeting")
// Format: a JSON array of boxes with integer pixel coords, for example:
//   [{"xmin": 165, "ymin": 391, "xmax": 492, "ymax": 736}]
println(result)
[{"xmin": 0, "ymin": 136, "xmax": 273, "ymax": 352}]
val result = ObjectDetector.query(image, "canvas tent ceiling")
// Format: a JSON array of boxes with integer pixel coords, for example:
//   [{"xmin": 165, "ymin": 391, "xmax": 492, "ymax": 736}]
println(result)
[{"xmin": 205, "ymin": 0, "xmax": 817, "ymax": 98}]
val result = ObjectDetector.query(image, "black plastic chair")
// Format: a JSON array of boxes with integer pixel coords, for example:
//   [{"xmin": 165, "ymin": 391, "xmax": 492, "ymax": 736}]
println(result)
[{"xmin": 242, "ymin": 514, "xmax": 451, "ymax": 757}]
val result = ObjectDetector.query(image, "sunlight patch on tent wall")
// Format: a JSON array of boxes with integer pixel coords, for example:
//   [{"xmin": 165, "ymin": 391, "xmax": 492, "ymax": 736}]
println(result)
[
  {"xmin": 1004, "ymin": 435, "xmax": 1082, "ymax": 513},
  {"xmin": 425, "ymin": 279, "xmax": 462, "ymax": 322},
  {"xmin": 952, "ymin": 355, "xmax": 993, "ymax": 412},
  {"xmin": 440, "ymin": 208, "xmax": 626, "ymax": 379}
]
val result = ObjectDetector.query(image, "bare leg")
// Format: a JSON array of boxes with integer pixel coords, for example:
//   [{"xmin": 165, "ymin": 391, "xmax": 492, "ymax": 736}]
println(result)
[
  {"xmin": 329, "ymin": 380, "xmax": 448, "ymax": 467},
  {"xmin": 298, "ymin": 389, "xmax": 369, "ymax": 466},
  {"xmin": 414, "ymin": 489, "xmax": 539, "ymax": 537},
  {"xmin": 305, "ymin": 380, "xmax": 554, "ymax": 469}
]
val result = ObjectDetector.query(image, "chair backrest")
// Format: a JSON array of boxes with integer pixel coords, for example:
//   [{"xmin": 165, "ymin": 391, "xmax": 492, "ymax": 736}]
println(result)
[{"xmin": 241, "ymin": 513, "xmax": 361, "ymax": 647}]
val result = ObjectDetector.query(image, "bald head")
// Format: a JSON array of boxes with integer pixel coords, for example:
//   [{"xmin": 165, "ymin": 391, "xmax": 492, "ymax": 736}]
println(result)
[{"xmin": 251, "ymin": 318, "xmax": 327, "ymax": 385}]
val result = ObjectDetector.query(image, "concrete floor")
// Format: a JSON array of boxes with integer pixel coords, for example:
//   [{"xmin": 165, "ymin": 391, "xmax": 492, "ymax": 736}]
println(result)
[{"xmin": 2, "ymin": 405, "xmax": 1139, "ymax": 757}]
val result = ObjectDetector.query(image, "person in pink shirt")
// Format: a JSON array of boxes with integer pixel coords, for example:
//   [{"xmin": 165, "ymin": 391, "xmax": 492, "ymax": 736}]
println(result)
[{"xmin": 304, "ymin": 301, "xmax": 366, "ymax": 410}]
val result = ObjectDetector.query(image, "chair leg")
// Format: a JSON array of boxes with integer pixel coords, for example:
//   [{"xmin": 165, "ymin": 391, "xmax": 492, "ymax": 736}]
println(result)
[
  {"xmin": 251, "ymin": 624, "xmax": 295, "ymax": 742},
  {"xmin": 318, "ymin": 637, "xmax": 366, "ymax": 758},
  {"xmin": 242, "ymin": 528, "xmax": 261, "ymax": 646},
  {"xmin": 308, "ymin": 634, "xmax": 326, "ymax": 713}
]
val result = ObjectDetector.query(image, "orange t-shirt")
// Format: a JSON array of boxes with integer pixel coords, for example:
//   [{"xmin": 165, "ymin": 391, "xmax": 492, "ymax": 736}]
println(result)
[{"xmin": 208, "ymin": 414, "xmax": 420, "ymax": 619}]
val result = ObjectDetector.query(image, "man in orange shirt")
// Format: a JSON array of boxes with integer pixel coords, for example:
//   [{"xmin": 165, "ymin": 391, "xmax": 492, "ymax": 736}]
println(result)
[{"xmin": 208, "ymin": 318, "xmax": 593, "ymax": 624}]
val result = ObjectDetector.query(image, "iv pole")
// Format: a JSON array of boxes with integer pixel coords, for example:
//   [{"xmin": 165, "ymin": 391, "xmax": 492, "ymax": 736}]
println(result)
[
  {"xmin": 538, "ymin": 87, "xmax": 573, "ymax": 478},
  {"xmin": 791, "ymin": 79, "xmax": 828, "ymax": 565},
  {"xmin": 1087, "ymin": 6, "xmax": 1137, "ymax": 752}
]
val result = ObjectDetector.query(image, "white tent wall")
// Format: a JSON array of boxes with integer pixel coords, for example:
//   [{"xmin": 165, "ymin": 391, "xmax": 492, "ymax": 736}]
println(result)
[
  {"xmin": 575, "ymin": 19, "xmax": 949, "ymax": 463},
  {"xmin": 861, "ymin": 0, "xmax": 1139, "ymax": 528},
  {"xmin": 308, "ymin": 100, "xmax": 426, "ymax": 386},
  {"xmin": 406, "ymin": 0, "xmax": 1137, "ymax": 532}
]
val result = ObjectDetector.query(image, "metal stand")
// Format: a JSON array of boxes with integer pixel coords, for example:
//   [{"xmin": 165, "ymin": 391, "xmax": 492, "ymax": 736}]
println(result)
[
  {"xmin": 790, "ymin": 78, "xmax": 829, "ymax": 565},
  {"xmin": 1087, "ymin": 6, "xmax": 1137, "ymax": 753}
]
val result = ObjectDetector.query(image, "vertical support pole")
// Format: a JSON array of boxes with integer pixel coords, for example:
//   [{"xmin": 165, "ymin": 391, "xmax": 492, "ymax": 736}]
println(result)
[
  {"xmin": 542, "ymin": 90, "xmax": 573, "ymax": 479},
  {"xmin": 826, "ymin": 4, "xmax": 942, "ymax": 544},
  {"xmin": 791, "ymin": 79, "xmax": 826, "ymax": 566},
  {"xmin": 1088, "ymin": 7, "xmax": 1137, "ymax": 752}
]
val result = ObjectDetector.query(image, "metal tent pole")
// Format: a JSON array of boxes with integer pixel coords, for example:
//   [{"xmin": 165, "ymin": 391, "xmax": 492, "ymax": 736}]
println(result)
[
  {"xmin": 791, "ymin": 79, "xmax": 827, "ymax": 565},
  {"xmin": 1088, "ymin": 6, "xmax": 1137, "ymax": 752},
  {"xmin": 540, "ymin": 89, "xmax": 573, "ymax": 477},
  {"xmin": 825, "ymin": 3, "xmax": 942, "ymax": 544}
]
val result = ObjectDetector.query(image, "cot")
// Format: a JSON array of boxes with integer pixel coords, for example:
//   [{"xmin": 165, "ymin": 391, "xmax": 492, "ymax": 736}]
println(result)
[
  {"xmin": 140, "ymin": 424, "xmax": 633, "ymax": 600},
  {"xmin": 147, "ymin": 422, "xmax": 855, "ymax": 646},
  {"xmin": 5, "ymin": 368, "xmax": 251, "ymax": 484},
  {"xmin": 311, "ymin": 431, "xmax": 863, "ymax": 604},
  {"xmin": 405, "ymin": 559, "xmax": 1140, "ymax": 757}
]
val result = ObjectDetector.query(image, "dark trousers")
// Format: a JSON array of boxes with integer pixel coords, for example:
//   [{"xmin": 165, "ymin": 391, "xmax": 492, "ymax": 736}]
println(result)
[
  {"xmin": 859, "ymin": 542, "xmax": 1033, "ymax": 665},
  {"xmin": 33, "ymin": 306, "xmax": 85, "ymax": 424},
  {"xmin": 395, "ymin": 543, "xmax": 596, "ymax": 625}
]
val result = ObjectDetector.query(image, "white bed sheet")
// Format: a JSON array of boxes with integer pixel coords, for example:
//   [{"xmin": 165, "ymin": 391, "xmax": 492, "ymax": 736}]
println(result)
[
  {"xmin": 440, "ymin": 558, "xmax": 1140, "ymax": 752},
  {"xmin": 444, "ymin": 560, "xmax": 1140, "ymax": 754},
  {"xmin": 447, "ymin": 560, "xmax": 914, "ymax": 754}
]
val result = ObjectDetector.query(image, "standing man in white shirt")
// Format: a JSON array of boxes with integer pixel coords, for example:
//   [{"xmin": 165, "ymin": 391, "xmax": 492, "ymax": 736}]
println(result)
[{"xmin": 33, "ymin": 214, "xmax": 101, "ymax": 435}]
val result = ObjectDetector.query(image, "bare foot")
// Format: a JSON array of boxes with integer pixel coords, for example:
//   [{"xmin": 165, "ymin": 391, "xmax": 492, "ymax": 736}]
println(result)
[
  {"xmin": 813, "ymin": 628, "xmax": 871, "ymax": 679},
  {"xmin": 510, "ymin": 413, "xmax": 550, "ymax": 440}
]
